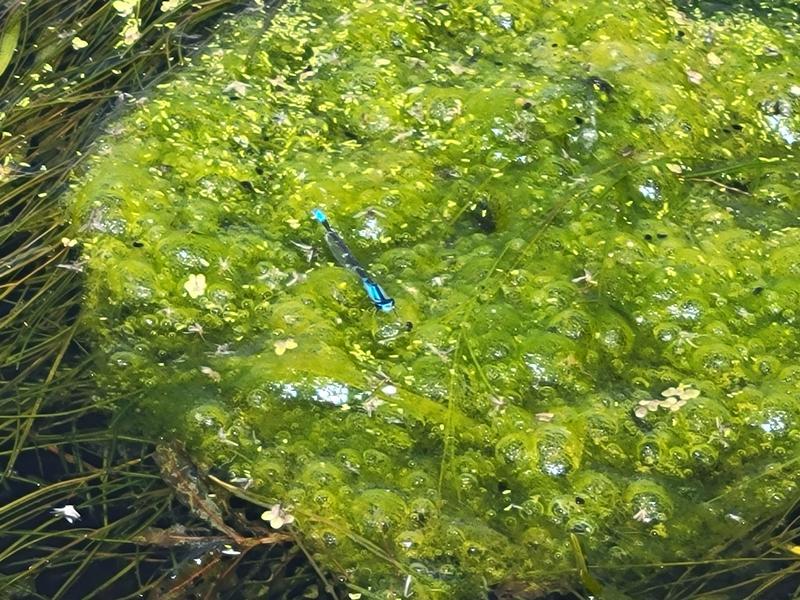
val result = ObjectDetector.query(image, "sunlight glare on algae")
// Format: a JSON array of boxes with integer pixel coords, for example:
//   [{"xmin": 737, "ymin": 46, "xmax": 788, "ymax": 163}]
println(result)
[{"xmin": 68, "ymin": 0, "xmax": 800, "ymax": 596}]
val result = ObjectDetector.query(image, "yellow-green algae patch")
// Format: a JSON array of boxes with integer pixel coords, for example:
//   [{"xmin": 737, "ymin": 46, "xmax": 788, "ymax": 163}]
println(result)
[{"xmin": 69, "ymin": 0, "xmax": 800, "ymax": 597}]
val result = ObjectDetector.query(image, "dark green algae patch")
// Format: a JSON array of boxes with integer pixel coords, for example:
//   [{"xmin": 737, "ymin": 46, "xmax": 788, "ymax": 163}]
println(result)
[{"xmin": 68, "ymin": 0, "xmax": 800, "ymax": 597}]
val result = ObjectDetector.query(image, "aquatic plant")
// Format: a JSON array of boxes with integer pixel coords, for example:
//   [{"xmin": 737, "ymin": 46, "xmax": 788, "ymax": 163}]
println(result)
[
  {"xmin": 4, "ymin": 0, "xmax": 800, "ymax": 598},
  {"xmin": 66, "ymin": 0, "xmax": 800, "ymax": 596}
]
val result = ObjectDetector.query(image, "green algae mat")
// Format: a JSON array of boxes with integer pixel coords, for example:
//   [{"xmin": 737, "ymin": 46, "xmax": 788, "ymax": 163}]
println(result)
[{"xmin": 67, "ymin": 0, "xmax": 800, "ymax": 597}]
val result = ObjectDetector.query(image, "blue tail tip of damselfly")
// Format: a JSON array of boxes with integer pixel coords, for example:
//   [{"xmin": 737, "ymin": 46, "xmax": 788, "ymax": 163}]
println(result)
[
  {"xmin": 363, "ymin": 279, "xmax": 395, "ymax": 312},
  {"xmin": 376, "ymin": 297, "xmax": 396, "ymax": 312},
  {"xmin": 311, "ymin": 208, "xmax": 327, "ymax": 223}
]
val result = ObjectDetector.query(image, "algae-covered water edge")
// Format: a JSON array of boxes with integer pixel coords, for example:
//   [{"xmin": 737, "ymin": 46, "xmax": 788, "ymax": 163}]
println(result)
[{"xmin": 68, "ymin": 0, "xmax": 800, "ymax": 597}]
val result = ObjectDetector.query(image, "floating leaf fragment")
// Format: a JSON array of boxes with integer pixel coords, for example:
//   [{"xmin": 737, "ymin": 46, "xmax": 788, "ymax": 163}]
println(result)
[{"xmin": 71, "ymin": 36, "xmax": 88, "ymax": 50}]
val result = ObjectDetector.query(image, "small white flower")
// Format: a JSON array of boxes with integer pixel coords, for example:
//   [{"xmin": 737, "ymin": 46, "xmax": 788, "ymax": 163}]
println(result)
[
  {"xmin": 634, "ymin": 385, "xmax": 696, "ymax": 420},
  {"xmin": 661, "ymin": 383, "xmax": 700, "ymax": 401},
  {"xmin": 121, "ymin": 18, "xmax": 141, "ymax": 46},
  {"xmin": 273, "ymin": 338, "xmax": 298, "ymax": 356},
  {"xmin": 261, "ymin": 504, "xmax": 295, "ymax": 529},
  {"xmin": 51, "ymin": 504, "xmax": 81, "ymax": 524},
  {"xmin": 380, "ymin": 384, "xmax": 397, "ymax": 396},
  {"xmin": 670, "ymin": 399, "xmax": 687, "ymax": 412},
  {"xmin": 184, "ymin": 273, "xmax": 206, "ymax": 298}
]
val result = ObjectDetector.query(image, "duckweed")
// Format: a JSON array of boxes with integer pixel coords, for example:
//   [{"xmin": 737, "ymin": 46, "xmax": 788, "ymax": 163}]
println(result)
[{"xmin": 70, "ymin": 0, "xmax": 800, "ymax": 596}]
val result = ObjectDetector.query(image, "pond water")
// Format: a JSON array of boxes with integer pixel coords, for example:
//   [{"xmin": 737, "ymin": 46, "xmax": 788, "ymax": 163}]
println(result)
[{"xmin": 69, "ymin": 0, "xmax": 800, "ymax": 597}]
